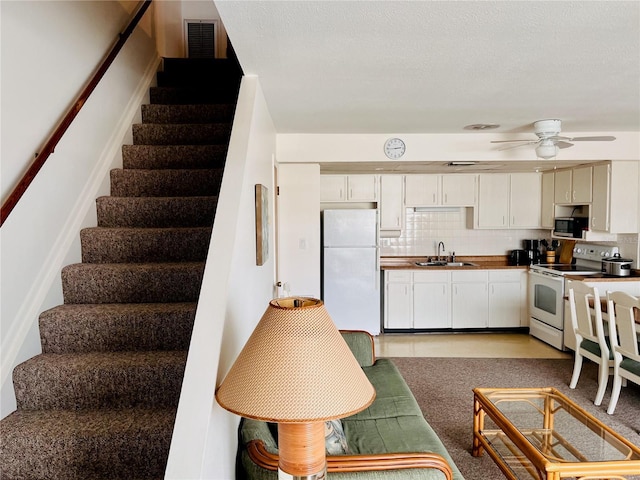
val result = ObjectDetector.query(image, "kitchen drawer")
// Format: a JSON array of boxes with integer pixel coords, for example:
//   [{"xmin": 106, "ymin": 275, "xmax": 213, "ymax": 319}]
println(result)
[
  {"xmin": 488, "ymin": 270, "xmax": 522, "ymax": 282},
  {"xmin": 451, "ymin": 270, "xmax": 488, "ymax": 283},
  {"xmin": 386, "ymin": 270, "xmax": 412, "ymax": 283},
  {"xmin": 413, "ymin": 271, "xmax": 450, "ymax": 283}
]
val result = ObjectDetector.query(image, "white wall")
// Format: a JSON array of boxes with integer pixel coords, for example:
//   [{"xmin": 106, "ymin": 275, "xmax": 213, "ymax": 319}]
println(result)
[
  {"xmin": 276, "ymin": 164, "xmax": 321, "ymax": 297},
  {"xmin": 166, "ymin": 76, "xmax": 277, "ymax": 479},
  {"xmin": 1, "ymin": 0, "xmax": 159, "ymax": 417}
]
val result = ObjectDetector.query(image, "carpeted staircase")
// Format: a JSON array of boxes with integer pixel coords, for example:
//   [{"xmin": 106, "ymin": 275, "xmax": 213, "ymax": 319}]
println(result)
[{"xmin": 0, "ymin": 57, "xmax": 242, "ymax": 479}]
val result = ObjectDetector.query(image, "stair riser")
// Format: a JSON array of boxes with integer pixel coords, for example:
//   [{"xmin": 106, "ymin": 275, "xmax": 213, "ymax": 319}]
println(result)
[
  {"xmin": 141, "ymin": 104, "xmax": 235, "ymax": 124},
  {"xmin": 13, "ymin": 354, "xmax": 186, "ymax": 410},
  {"xmin": 39, "ymin": 304, "xmax": 196, "ymax": 353},
  {"xmin": 150, "ymin": 86, "xmax": 240, "ymax": 105},
  {"xmin": 96, "ymin": 196, "xmax": 218, "ymax": 228},
  {"xmin": 110, "ymin": 169, "xmax": 223, "ymax": 197},
  {"xmin": 132, "ymin": 123, "xmax": 231, "ymax": 145},
  {"xmin": 122, "ymin": 144, "xmax": 227, "ymax": 170},
  {"xmin": 62, "ymin": 263, "xmax": 205, "ymax": 304},
  {"xmin": 80, "ymin": 228, "xmax": 212, "ymax": 263}
]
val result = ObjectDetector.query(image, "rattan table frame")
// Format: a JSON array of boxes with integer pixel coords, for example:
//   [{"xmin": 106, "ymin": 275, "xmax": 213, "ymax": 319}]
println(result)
[{"xmin": 472, "ymin": 387, "xmax": 640, "ymax": 480}]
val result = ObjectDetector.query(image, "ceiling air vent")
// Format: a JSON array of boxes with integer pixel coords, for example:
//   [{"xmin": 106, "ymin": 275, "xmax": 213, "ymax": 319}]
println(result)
[{"xmin": 185, "ymin": 20, "xmax": 217, "ymax": 59}]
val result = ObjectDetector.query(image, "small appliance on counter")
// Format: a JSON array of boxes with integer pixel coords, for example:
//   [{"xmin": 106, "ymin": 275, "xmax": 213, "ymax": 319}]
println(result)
[
  {"xmin": 602, "ymin": 253, "xmax": 633, "ymax": 277},
  {"xmin": 523, "ymin": 239, "xmax": 542, "ymax": 265},
  {"xmin": 509, "ymin": 249, "xmax": 529, "ymax": 266}
]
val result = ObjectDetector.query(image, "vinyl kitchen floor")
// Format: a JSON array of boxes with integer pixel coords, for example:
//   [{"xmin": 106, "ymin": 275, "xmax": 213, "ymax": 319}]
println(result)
[{"xmin": 374, "ymin": 332, "xmax": 572, "ymax": 359}]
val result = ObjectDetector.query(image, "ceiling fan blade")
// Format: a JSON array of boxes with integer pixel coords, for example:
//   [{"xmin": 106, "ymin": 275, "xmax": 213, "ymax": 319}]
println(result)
[
  {"xmin": 497, "ymin": 141, "xmax": 537, "ymax": 151},
  {"xmin": 567, "ymin": 136, "xmax": 616, "ymax": 142},
  {"xmin": 556, "ymin": 141, "xmax": 574, "ymax": 149},
  {"xmin": 490, "ymin": 139, "xmax": 534, "ymax": 144}
]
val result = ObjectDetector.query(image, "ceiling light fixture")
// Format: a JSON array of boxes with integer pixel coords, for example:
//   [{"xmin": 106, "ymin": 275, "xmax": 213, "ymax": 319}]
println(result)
[
  {"xmin": 535, "ymin": 139, "xmax": 558, "ymax": 160},
  {"xmin": 447, "ymin": 161, "xmax": 477, "ymax": 166},
  {"xmin": 464, "ymin": 124, "xmax": 500, "ymax": 130}
]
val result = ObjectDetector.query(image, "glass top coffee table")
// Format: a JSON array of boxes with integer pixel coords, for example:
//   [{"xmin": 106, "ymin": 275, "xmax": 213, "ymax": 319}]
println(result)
[{"xmin": 473, "ymin": 387, "xmax": 640, "ymax": 480}]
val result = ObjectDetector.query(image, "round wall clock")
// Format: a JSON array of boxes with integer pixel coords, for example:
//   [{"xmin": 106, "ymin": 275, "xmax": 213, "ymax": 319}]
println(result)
[{"xmin": 384, "ymin": 138, "xmax": 406, "ymax": 159}]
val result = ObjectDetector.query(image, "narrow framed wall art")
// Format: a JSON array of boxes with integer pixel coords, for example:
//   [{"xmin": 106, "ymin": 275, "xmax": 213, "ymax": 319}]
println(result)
[{"xmin": 255, "ymin": 184, "xmax": 269, "ymax": 266}]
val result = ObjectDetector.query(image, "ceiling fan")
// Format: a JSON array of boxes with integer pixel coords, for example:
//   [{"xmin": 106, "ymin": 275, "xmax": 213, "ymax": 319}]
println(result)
[{"xmin": 491, "ymin": 119, "xmax": 616, "ymax": 159}]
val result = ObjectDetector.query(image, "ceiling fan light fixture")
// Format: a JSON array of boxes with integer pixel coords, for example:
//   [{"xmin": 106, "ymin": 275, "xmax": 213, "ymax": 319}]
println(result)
[{"xmin": 535, "ymin": 141, "xmax": 558, "ymax": 159}]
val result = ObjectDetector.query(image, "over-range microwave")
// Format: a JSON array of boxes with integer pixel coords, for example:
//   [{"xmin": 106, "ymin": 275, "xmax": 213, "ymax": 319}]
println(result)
[{"xmin": 553, "ymin": 217, "xmax": 589, "ymax": 238}]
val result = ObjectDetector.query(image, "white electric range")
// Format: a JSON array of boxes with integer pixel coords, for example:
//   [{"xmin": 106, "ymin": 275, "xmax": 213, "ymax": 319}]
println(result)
[{"xmin": 528, "ymin": 243, "xmax": 618, "ymax": 350}]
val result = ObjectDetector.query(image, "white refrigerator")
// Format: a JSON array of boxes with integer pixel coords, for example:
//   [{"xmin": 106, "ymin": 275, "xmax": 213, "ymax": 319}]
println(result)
[{"xmin": 322, "ymin": 209, "xmax": 380, "ymax": 334}]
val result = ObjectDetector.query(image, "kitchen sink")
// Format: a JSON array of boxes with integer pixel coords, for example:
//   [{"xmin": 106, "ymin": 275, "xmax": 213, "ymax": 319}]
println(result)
[{"xmin": 414, "ymin": 261, "xmax": 479, "ymax": 267}]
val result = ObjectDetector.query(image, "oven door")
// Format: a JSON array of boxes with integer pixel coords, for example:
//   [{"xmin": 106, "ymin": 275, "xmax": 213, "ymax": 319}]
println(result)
[{"xmin": 528, "ymin": 270, "xmax": 564, "ymax": 330}]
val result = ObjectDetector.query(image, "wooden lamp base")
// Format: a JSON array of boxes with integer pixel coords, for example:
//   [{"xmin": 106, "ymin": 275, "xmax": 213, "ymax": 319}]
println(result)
[{"xmin": 277, "ymin": 422, "xmax": 326, "ymax": 480}]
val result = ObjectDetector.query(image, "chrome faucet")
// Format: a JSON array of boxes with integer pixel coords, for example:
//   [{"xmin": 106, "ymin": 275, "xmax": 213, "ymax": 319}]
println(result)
[{"xmin": 437, "ymin": 241, "xmax": 445, "ymax": 262}]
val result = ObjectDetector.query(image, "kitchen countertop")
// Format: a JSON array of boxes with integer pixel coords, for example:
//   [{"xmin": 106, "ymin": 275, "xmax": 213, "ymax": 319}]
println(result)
[{"xmin": 380, "ymin": 255, "xmax": 527, "ymax": 270}]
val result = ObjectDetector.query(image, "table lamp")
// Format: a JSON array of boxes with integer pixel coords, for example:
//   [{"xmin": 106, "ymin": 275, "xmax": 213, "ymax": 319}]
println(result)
[{"xmin": 215, "ymin": 297, "xmax": 376, "ymax": 480}]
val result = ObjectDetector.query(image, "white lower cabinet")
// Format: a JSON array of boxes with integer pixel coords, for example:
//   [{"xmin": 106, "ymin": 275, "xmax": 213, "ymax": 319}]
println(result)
[
  {"xmin": 384, "ymin": 271, "xmax": 412, "ymax": 329},
  {"xmin": 488, "ymin": 270, "xmax": 524, "ymax": 328},
  {"xmin": 451, "ymin": 271, "xmax": 488, "ymax": 328},
  {"xmin": 385, "ymin": 268, "xmax": 524, "ymax": 330},
  {"xmin": 413, "ymin": 271, "xmax": 450, "ymax": 328}
]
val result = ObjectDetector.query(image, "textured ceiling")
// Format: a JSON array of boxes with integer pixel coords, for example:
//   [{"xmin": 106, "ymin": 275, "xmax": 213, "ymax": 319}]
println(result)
[{"xmin": 216, "ymin": 1, "xmax": 640, "ymax": 135}]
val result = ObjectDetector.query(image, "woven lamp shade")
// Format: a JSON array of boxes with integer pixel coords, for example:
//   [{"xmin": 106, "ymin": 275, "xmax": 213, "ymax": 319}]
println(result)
[{"xmin": 215, "ymin": 297, "xmax": 375, "ymax": 423}]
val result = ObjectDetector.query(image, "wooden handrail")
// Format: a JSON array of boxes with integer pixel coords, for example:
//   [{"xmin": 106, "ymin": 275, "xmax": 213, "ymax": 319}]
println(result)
[{"xmin": 0, "ymin": 0, "xmax": 153, "ymax": 226}]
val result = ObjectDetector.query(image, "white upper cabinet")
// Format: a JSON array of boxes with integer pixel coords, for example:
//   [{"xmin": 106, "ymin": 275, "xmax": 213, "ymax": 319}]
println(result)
[
  {"xmin": 590, "ymin": 161, "xmax": 639, "ymax": 233},
  {"xmin": 404, "ymin": 175, "xmax": 440, "ymax": 206},
  {"xmin": 441, "ymin": 175, "xmax": 477, "ymax": 206},
  {"xmin": 510, "ymin": 173, "xmax": 542, "ymax": 228},
  {"xmin": 476, "ymin": 173, "xmax": 541, "ymax": 228},
  {"xmin": 379, "ymin": 175, "xmax": 404, "ymax": 231},
  {"xmin": 405, "ymin": 174, "xmax": 476, "ymax": 207},
  {"xmin": 320, "ymin": 175, "xmax": 377, "ymax": 202},
  {"xmin": 554, "ymin": 167, "xmax": 592, "ymax": 204},
  {"xmin": 540, "ymin": 171, "xmax": 555, "ymax": 228}
]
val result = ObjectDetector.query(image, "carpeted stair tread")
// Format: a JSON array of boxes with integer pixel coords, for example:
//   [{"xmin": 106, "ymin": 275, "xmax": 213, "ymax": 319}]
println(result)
[
  {"xmin": 40, "ymin": 303, "xmax": 196, "ymax": 353},
  {"xmin": 96, "ymin": 196, "xmax": 218, "ymax": 228},
  {"xmin": 141, "ymin": 103, "xmax": 235, "ymax": 124},
  {"xmin": 61, "ymin": 262, "xmax": 205, "ymax": 304},
  {"xmin": 80, "ymin": 227, "xmax": 212, "ymax": 263},
  {"xmin": 13, "ymin": 351, "xmax": 186, "ymax": 410},
  {"xmin": 110, "ymin": 168, "xmax": 223, "ymax": 197},
  {"xmin": 122, "ymin": 144, "xmax": 227, "ymax": 169},
  {"xmin": 132, "ymin": 122, "xmax": 231, "ymax": 145},
  {"xmin": 0, "ymin": 407, "xmax": 175, "ymax": 480}
]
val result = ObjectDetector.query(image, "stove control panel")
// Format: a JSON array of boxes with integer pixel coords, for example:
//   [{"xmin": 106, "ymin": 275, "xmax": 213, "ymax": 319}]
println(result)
[{"xmin": 573, "ymin": 243, "xmax": 619, "ymax": 262}]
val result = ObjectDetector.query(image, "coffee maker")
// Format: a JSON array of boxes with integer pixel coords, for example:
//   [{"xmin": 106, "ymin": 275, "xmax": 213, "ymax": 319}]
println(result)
[{"xmin": 523, "ymin": 239, "xmax": 541, "ymax": 265}]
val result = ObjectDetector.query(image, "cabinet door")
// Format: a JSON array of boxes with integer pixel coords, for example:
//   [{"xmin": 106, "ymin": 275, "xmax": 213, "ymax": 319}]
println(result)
[
  {"xmin": 554, "ymin": 170, "xmax": 572, "ymax": 204},
  {"xmin": 405, "ymin": 175, "xmax": 439, "ymax": 206},
  {"xmin": 572, "ymin": 166, "xmax": 592, "ymax": 203},
  {"xmin": 540, "ymin": 171, "xmax": 555, "ymax": 228},
  {"xmin": 414, "ymin": 283, "xmax": 450, "ymax": 328},
  {"xmin": 348, "ymin": 175, "xmax": 378, "ymax": 201},
  {"xmin": 451, "ymin": 282, "xmax": 488, "ymax": 328},
  {"xmin": 379, "ymin": 175, "xmax": 404, "ymax": 230},
  {"xmin": 477, "ymin": 174, "xmax": 509, "ymax": 228},
  {"xmin": 488, "ymin": 282, "xmax": 522, "ymax": 328},
  {"xmin": 590, "ymin": 164, "xmax": 610, "ymax": 232},
  {"xmin": 320, "ymin": 175, "xmax": 346, "ymax": 202},
  {"xmin": 442, "ymin": 175, "xmax": 476, "ymax": 206},
  {"xmin": 510, "ymin": 173, "xmax": 541, "ymax": 228},
  {"xmin": 385, "ymin": 283, "xmax": 412, "ymax": 329}
]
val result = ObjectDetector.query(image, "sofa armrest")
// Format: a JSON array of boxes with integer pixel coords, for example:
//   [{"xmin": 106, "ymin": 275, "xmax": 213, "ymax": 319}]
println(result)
[
  {"xmin": 340, "ymin": 330, "xmax": 375, "ymax": 367},
  {"xmin": 247, "ymin": 439, "xmax": 453, "ymax": 480}
]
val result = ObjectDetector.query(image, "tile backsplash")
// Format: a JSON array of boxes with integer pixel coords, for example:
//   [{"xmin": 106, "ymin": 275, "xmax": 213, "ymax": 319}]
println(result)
[{"xmin": 381, "ymin": 207, "xmax": 554, "ymax": 257}]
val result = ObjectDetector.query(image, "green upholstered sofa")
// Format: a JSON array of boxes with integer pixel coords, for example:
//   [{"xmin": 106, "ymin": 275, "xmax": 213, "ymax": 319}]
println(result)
[{"xmin": 237, "ymin": 331, "xmax": 465, "ymax": 480}]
